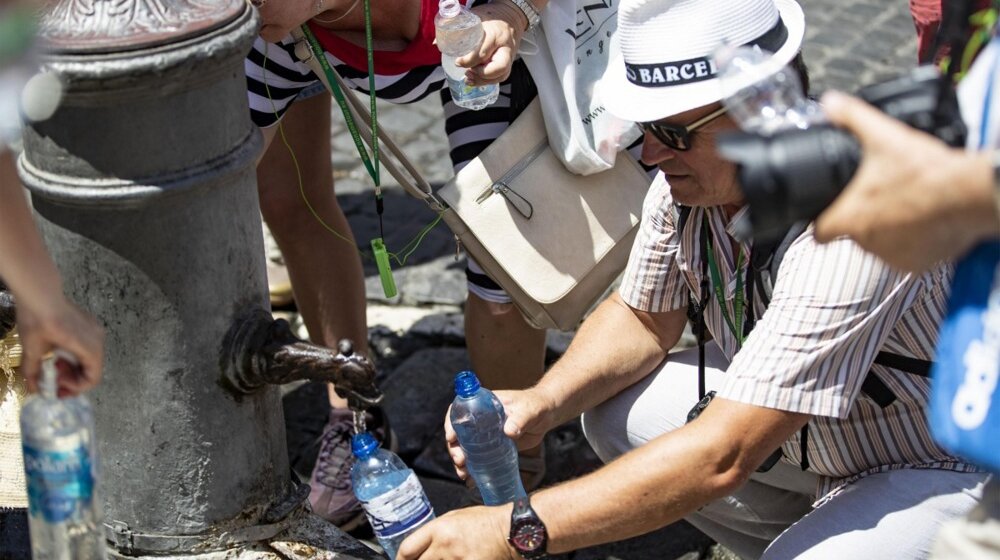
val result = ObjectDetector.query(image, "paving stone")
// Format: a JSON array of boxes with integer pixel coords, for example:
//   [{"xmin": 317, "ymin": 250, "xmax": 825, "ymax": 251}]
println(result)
[
  {"xmin": 380, "ymin": 348, "xmax": 471, "ymax": 458},
  {"xmin": 412, "ymin": 425, "xmax": 463, "ymax": 481},
  {"xmin": 408, "ymin": 311, "xmax": 467, "ymax": 345},
  {"xmin": 421, "ymin": 476, "xmax": 471, "ymax": 516}
]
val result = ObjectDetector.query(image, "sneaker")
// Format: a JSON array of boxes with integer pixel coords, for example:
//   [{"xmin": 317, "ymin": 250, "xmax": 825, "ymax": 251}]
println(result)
[{"xmin": 308, "ymin": 406, "xmax": 395, "ymax": 530}]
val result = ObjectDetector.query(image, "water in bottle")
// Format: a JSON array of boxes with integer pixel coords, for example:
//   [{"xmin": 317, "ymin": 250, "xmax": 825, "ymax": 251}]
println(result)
[
  {"xmin": 20, "ymin": 353, "xmax": 107, "ymax": 560},
  {"xmin": 715, "ymin": 44, "xmax": 823, "ymax": 134},
  {"xmin": 450, "ymin": 370, "xmax": 526, "ymax": 505},
  {"xmin": 351, "ymin": 432, "xmax": 435, "ymax": 559},
  {"xmin": 435, "ymin": 0, "xmax": 499, "ymax": 110}
]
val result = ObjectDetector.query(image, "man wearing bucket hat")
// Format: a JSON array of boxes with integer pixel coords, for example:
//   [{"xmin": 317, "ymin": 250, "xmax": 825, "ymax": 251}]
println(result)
[{"xmin": 397, "ymin": 0, "xmax": 990, "ymax": 559}]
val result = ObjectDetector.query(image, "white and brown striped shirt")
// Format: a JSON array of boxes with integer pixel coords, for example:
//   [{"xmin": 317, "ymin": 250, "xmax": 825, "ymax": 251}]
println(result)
[{"xmin": 620, "ymin": 175, "xmax": 981, "ymax": 500}]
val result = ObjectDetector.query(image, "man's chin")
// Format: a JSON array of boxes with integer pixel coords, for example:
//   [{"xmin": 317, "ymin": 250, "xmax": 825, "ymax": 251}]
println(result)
[{"xmin": 664, "ymin": 177, "xmax": 701, "ymax": 206}]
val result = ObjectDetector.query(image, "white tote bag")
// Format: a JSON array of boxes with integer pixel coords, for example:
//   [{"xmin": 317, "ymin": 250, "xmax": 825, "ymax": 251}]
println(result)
[{"xmin": 520, "ymin": 0, "xmax": 641, "ymax": 175}]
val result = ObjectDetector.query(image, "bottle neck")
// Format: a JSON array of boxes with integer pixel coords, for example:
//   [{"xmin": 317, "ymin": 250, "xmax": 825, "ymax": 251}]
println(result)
[
  {"xmin": 438, "ymin": 0, "xmax": 461, "ymax": 18},
  {"xmin": 39, "ymin": 358, "xmax": 58, "ymax": 399}
]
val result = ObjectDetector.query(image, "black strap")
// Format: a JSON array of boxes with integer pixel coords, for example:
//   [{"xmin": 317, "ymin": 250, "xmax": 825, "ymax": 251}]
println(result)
[
  {"xmin": 798, "ymin": 425, "xmax": 810, "ymax": 471},
  {"xmin": 678, "ymin": 205, "xmax": 935, "ymax": 471},
  {"xmin": 697, "ymin": 219, "xmax": 710, "ymax": 400}
]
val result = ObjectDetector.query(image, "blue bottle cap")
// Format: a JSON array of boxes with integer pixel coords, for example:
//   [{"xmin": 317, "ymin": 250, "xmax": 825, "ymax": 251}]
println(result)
[
  {"xmin": 351, "ymin": 432, "xmax": 380, "ymax": 459},
  {"xmin": 454, "ymin": 370, "xmax": 481, "ymax": 398}
]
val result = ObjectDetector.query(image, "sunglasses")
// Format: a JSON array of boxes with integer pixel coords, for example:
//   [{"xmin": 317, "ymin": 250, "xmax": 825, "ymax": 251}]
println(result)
[{"xmin": 639, "ymin": 106, "xmax": 729, "ymax": 151}]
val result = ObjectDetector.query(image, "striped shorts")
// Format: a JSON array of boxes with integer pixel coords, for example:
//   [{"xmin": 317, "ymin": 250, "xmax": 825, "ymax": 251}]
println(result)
[{"xmin": 245, "ymin": 34, "xmax": 533, "ymax": 303}]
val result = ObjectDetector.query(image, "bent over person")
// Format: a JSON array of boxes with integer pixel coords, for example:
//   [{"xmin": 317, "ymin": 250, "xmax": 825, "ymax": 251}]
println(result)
[{"xmin": 396, "ymin": 0, "xmax": 990, "ymax": 558}]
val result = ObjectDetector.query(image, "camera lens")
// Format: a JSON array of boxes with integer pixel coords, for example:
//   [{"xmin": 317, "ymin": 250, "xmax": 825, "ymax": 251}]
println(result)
[{"xmin": 717, "ymin": 125, "xmax": 860, "ymax": 242}]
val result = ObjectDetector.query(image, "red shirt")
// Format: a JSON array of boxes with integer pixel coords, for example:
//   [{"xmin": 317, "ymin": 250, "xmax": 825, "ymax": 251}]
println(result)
[{"xmin": 306, "ymin": 0, "xmax": 454, "ymax": 75}]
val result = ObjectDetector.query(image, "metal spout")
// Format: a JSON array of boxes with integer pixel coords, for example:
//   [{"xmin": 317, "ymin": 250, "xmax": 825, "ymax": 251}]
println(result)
[{"xmin": 223, "ymin": 308, "xmax": 383, "ymax": 411}]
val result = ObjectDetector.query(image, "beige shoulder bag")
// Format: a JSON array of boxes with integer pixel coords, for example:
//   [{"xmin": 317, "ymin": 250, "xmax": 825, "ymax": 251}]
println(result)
[{"xmin": 290, "ymin": 29, "xmax": 651, "ymax": 331}]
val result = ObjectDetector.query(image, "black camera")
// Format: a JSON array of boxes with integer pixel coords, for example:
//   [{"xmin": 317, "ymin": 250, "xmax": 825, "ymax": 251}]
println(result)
[{"xmin": 718, "ymin": 65, "xmax": 967, "ymax": 242}]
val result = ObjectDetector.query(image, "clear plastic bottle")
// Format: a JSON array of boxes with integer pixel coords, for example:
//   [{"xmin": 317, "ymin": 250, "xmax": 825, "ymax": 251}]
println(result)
[
  {"xmin": 715, "ymin": 44, "xmax": 824, "ymax": 134},
  {"xmin": 435, "ymin": 0, "xmax": 499, "ymax": 110},
  {"xmin": 350, "ymin": 432, "xmax": 435, "ymax": 559},
  {"xmin": 20, "ymin": 353, "xmax": 107, "ymax": 560},
  {"xmin": 450, "ymin": 370, "xmax": 526, "ymax": 505}
]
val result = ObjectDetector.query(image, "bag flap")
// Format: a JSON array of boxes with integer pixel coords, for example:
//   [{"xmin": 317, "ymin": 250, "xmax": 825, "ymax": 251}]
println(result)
[{"xmin": 437, "ymin": 99, "xmax": 649, "ymax": 304}]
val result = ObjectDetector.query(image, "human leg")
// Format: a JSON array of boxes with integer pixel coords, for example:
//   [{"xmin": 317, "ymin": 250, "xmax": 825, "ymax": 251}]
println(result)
[
  {"xmin": 256, "ymin": 91, "xmax": 372, "ymax": 527},
  {"xmin": 257, "ymin": 93, "xmax": 368, "ymax": 360},
  {"xmin": 581, "ymin": 345, "xmax": 816, "ymax": 560},
  {"xmin": 762, "ymin": 468, "xmax": 987, "ymax": 559},
  {"xmin": 931, "ymin": 475, "xmax": 1000, "ymax": 559}
]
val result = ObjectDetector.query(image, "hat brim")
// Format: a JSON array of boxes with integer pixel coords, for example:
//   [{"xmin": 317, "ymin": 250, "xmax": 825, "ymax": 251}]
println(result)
[{"xmin": 601, "ymin": 0, "xmax": 806, "ymax": 123}]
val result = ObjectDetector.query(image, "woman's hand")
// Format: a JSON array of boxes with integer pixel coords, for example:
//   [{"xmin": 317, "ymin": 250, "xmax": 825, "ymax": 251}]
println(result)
[
  {"xmin": 18, "ymin": 296, "xmax": 104, "ymax": 397},
  {"xmin": 461, "ymin": 1, "xmax": 528, "ymax": 85},
  {"xmin": 445, "ymin": 387, "xmax": 558, "ymax": 480},
  {"xmin": 256, "ymin": 0, "xmax": 323, "ymax": 43}
]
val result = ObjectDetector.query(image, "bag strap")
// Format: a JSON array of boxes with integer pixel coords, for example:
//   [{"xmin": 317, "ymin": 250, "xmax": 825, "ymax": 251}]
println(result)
[
  {"xmin": 289, "ymin": 27, "xmax": 445, "ymax": 212},
  {"xmin": 678, "ymin": 205, "xmax": 935, "ymax": 471}
]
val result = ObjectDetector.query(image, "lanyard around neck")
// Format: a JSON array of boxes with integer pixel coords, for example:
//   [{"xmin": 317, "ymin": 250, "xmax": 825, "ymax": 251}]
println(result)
[
  {"xmin": 702, "ymin": 220, "xmax": 747, "ymax": 347},
  {"xmin": 300, "ymin": 3, "xmax": 380, "ymax": 190}
]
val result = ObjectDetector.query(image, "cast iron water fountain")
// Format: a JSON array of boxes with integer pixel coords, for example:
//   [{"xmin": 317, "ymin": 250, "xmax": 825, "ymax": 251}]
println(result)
[{"xmin": 17, "ymin": 1, "xmax": 382, "ymax": 557}]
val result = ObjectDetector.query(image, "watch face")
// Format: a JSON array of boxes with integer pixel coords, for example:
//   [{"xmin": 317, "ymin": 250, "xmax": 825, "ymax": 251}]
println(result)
[{"xmin": 511, "ymin": 521, "xmax": 546, "ymax": 552}]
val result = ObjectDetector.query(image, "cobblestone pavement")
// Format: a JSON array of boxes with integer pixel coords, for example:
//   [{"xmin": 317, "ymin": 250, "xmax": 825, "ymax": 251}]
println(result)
[{"xmin": 278, "ymin": 2, "xmax": 919, "ymax": 558}]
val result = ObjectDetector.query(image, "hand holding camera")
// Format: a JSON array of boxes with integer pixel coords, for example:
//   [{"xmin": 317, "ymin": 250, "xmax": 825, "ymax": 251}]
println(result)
[
  {"xmin": 715, "ymin": 45, "xmax": 967, "ymax": 244},
  {"xmin": 813, "ymin": 91, "xmax": 998, "ymax": 272}
]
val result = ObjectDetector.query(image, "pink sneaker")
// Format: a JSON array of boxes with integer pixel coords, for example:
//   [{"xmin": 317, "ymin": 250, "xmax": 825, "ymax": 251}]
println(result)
[{"xmin": 308, "ymin": 407, "xmax": 394, "ymax": 530}]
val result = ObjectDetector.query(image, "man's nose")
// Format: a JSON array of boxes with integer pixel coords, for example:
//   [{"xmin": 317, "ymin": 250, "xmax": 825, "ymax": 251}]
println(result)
[{"xmin": 639, "ymin": 130, "xmax": 678, "ymax": 166}]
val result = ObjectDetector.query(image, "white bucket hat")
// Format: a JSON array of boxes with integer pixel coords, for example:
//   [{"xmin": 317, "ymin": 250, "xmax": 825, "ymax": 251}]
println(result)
[{"xmin": 600, "ymin": 0, "xmax": 805, "ymax": 123}]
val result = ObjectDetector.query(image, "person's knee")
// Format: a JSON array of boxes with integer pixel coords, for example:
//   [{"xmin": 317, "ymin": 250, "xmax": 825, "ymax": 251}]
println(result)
[{"xmin": 580, "ymin": 402, "xmax": 631, "ymax": 464}]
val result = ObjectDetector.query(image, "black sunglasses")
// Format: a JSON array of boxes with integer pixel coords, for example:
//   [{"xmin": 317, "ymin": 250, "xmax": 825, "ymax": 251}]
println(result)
[{"xmin": 639, "ymin": 106, "xmax": 728, "ymax": 151}]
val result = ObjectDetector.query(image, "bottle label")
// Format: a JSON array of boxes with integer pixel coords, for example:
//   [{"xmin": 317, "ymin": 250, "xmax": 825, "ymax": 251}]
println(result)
[
  {"xmin": 361, "ymin": 471, "xmax": 434, "ymax": 540},
  {"xmin": 22, "ymin": 442, "xmax": 95, "ymax": 523},
  {"xmin": 447, "ymin": 75, "xmax": 495, "ymax": 102}
]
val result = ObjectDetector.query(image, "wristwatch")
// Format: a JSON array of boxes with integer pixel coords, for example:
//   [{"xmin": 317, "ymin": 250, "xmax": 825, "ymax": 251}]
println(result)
[
  {"xmin": 503, "ymin": 0, "xmax": 541, "ymax": 32},
  {"xmin": 508, "ymin": 495, "xmax": 548, "ymax": 559}
]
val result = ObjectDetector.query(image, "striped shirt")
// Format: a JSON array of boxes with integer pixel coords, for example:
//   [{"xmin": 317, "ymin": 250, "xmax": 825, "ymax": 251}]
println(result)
[{"xmin": 620, "ymin": 174, "xmax": 980, "ymax": 500}]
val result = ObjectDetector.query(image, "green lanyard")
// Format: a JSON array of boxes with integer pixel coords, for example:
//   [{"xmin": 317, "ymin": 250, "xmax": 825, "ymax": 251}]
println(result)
[
  {"xmin": 300, "ymin": 16, "xmax": 380, "ymax": 189},
  {"xmin": 703, "ymin": 229, "xmax": 746, "ymax": 347},
  {"xmin": 301, "ymin": 9, "xmax": 402, "ymax": 297}
]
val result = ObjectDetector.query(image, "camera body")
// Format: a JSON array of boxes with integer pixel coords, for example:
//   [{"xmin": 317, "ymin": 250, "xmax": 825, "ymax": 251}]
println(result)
[{"xmin": 718, "ymin": 65, "xmax": 967, "ymax": 242}]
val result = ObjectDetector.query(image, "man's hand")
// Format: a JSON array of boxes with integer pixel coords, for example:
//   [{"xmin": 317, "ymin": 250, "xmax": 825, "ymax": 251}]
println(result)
[
  {"xmin": 814, "ymin": 91, "xmax": 999, "ymax": 272},
  {"xmin": 460, "ymin": 2, "xmax": 526, "ymax": 85},
  {"xmin": 18, "ymin": 296, "xmax": 104, "ymax": 397},
  {"xmin": 396, "ymin": 505, "xmax": 517, "ymax": 560},
  {"xmin": 257, "ymin": 0, "xmax": 320, "ymax": 43},
  {"xmin": 445, "ymin": 387, "xmax": 558, "ymax": 480}
]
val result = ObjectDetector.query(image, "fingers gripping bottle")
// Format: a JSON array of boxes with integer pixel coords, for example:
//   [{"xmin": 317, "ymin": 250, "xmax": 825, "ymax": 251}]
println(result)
[
  {"xmin": 450, "ymin": 371, "xmax": 526, "ymax": 505},
  {"xmin": 20, "ymin": 353, "xmax": 107, "ymax": 560},
  {"xmin": 350, "ymin": 432, "xmax": 435, "ymax": 559},
  {"xmin": 435, "ymin": 0, "xmax": 499, "ymax": 110}
]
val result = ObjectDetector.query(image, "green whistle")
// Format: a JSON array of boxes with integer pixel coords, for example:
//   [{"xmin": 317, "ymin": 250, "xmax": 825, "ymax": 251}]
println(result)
[{"xmin": 371, "ymin": 238, "xmax": 397, "ymax": 298}]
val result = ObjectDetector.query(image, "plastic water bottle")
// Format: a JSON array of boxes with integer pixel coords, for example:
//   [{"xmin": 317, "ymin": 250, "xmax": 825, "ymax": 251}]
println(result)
[
  {"xmin": 435, "ymin": 0, "xmax": 499, "ymax": 110},
  {"xmin": 715, "ymin": 45, "xmax": 823, "ymax": 134},
  {"xmin": 450, "ymin": 371, "xmax": 526, "ymax": 505},
  {"xmin": 20, "ymin": 353, "xmax": 107, "ymax": 560},
  {"xmin": 351, "ymin": 432, "xmax": 435, "ymax": 559}
]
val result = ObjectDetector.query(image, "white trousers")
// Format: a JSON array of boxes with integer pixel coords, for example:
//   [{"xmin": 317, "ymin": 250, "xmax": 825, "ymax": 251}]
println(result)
[{"xmin": 581, "ymin": 345, "xmax": 988, "ymax": 560}]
